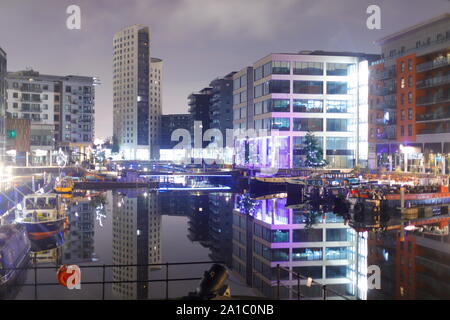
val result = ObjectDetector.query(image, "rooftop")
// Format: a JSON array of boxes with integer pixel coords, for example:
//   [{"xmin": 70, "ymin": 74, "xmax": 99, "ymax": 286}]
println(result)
[{"xmin": 375, "ymin": 13, "xmax": 450, "ymax": 45}]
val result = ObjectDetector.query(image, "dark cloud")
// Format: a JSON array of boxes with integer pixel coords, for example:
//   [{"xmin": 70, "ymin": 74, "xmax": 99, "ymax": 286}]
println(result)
[{"xmin": 0, "ymin": 0, "xmax": 448, "ymax": 137}]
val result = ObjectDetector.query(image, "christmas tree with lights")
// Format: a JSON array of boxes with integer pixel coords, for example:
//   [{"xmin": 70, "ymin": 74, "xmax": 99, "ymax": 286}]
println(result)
[{"xmin": 303, "ymin": 131, "xmax": 328, "ymax": 167}]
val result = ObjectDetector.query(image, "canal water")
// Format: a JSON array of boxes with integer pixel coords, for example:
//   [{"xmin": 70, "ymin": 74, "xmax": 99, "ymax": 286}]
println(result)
[{"xmin": 5, "ymin": 188, "xmax": 450, "ymax": 300}]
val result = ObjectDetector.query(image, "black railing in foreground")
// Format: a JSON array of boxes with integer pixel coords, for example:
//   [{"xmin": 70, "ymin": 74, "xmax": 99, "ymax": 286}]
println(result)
[
  {"xmin": 275, "ymin": 264, "xmax": 352, "ymax": 300},
  {"xmin": 3, "ymin": 261, "xmax": 223, "ymax": 300}
]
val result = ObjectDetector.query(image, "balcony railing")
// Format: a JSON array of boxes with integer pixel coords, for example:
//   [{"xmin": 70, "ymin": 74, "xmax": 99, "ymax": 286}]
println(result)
[
  {"xmin": 19, "ymin": 86, "xmax": 42, "ymax": 93},
  {"xmin": 375, "ymin": 118, "xmax": 396, "ymax": 125},
  {"xmin": 375, "ymin": 67, "xmax": 396, "ymax": 81},
  {"xmin": 416, "ymin": 112, "xmax": 450, "ymax": 122},
  {"xmin": 416, "ymin": 57, "xmax": 450, "ymax": 73},
  {"xmin": 416, "ymin": 93, "xmax": 450, "ymax": 106},
  {"xmin": 416, "ymin": 74, "xmax": 450, "ymax": 89}
]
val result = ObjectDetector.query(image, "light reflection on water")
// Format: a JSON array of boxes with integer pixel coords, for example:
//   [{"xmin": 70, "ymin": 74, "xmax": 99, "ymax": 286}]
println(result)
[{"xmin": 6, "ymin": 189, "xmax": 450, "ymax": 300}]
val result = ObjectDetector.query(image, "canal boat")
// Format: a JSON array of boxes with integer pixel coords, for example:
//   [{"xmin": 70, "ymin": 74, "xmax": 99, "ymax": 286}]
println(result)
[
  {"xmin": 15, "ymin": 194, "xmax": 66, "ymax": 240},
  {"xmin": 0, "ymin": 224, "xmax": 31, "ymax": 286},
  {"xmin": 54, "ymin": 177, "xmax": 74, "ymax": 194}
]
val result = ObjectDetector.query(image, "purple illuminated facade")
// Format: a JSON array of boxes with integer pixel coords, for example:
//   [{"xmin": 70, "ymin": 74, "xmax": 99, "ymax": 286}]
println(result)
[{"xmin": 232, "ymin": 51, "xmax": 380, "ymax": 170}]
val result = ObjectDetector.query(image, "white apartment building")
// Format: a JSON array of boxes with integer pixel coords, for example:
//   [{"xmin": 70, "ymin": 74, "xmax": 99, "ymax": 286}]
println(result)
[{"xmin": 233, "ymin": 51, "xmax": 379, "ymax": 170}]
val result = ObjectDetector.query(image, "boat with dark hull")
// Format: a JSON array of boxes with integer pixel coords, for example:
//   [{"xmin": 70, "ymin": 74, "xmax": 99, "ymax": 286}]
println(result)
[
  {"xmin": 0, "ymin": 224, "xmax": 31, "ymax": 287},
  {"xmin": 15, "ymin": 194, "xmax": 66, "ymax": 240}
]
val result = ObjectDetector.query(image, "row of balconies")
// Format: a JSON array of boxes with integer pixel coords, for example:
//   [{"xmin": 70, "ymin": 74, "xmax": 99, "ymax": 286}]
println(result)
[
  {"xmin": 416, "ymin": 56, "xmax": 450, "ymax": 73},
  {"xmin": 416, "ymin": 74, "xmax": 450, "ymax": 89},
  {"xmin": 416, "ymin": 111, "xmax": 450, "ymax": 122},
  {"xmin": 416, "ymin": 91, "xmax": 450, "ymax": 106}
]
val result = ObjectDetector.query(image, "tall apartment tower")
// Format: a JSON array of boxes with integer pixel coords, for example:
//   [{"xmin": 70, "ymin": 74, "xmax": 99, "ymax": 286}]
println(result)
[
  {"xmin": 368, "ymin": 14, "xmax": 450, "ymax": 173},
  {"xmin": 0, "ymin": 48, "xmax": 6, "ymax": 163},
  {"xmin": 149, "ymin": 57, "xmax": 162, "ymax": 160},
  {"xmin": 113, "ymin": 25, "xmax": 152, "ymax": 160}
]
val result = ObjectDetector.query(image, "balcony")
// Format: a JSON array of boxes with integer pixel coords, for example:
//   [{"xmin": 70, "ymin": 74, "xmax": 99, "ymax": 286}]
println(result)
[
  {"xmin": 375, "ymin": 67, "xmax": 396, "ymax": 81},
  {"xmin": 416, "ymin": 92, "xmax": 450, "ymax": 106},
  {"xmin": 416, "ymin": 112, "xmax": 450, "ymax": 122},
  {"xmin": 376, "ymin": 100, "xmax": 396, "ymax": 111},
  {"xmin": 375, "ymin": 118, "xmax": 396, "ymax": 125},
  {"xmin": 20, "ymin": 85, "xmax": 42, "ymax": 93},
  {"xmin": 416, "ymin": 74, "xmax": 450, "ymax": 89},
  {"xmin": 416, "ymin": 57, "xmax": 450, "ymax": 73}
]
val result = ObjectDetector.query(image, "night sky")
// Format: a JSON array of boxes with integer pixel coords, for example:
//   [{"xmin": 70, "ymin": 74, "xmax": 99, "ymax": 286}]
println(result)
[{"xmin": 0, "ymin": 0, "xmax": 448, "ymax": 138}]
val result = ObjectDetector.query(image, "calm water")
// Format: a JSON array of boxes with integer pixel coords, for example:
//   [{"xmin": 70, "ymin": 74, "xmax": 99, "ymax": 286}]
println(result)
[{"xmin": 5, "ymin": 188, "xmax": 450, "ymax": 300}]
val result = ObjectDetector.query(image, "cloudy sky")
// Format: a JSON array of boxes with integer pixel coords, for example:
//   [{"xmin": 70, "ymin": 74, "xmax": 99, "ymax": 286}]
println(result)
[{"xmin": 0, "ymin": 0, "xmax": 448, "ymax": 138}]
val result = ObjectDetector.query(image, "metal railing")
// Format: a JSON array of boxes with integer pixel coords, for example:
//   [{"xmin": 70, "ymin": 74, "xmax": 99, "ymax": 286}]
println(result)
[{"xmin": 2, "ymin": 261, "xmax": 223, "ymax": 300}]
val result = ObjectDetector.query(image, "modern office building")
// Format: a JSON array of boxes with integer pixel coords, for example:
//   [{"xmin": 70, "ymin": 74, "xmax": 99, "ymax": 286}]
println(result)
[
  {"xmin": 232, "ymin": 51, "xmax": 379, "ymax": 170},
  {"xmin": 368, "ymin": 14, "xmax": 450, "ymax": 172},
  {"xmin": 159, "ymin": 113, "xmax": 193, "ymax": 161},
  {"xmin": 232, "ymin": 194, "xmax": 359, "ymax": 299},
  {"xmin": 113, "ymin": 25, "xmax": 152, "ymax": 161},
  {"xmin": 5, "ymin": 70, "xmax": 96, "ymax": 164},
  {"xmin": 188, "ymin": 87, "xmax": 213, "ymax": 134},
  {"xmin": 0, "ymin": 48, "xmax": 6, "ymax": 164},
  {"xmin": 209, "ymin": 72, "xmax": 236, "ymax": 138}
]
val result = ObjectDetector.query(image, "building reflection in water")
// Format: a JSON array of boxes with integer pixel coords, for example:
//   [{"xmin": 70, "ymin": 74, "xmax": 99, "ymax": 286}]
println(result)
[
  {"xmin": 231, "ymin": 193, "xmax": 365, "ymax": 299},
  {"xmin": 368, "ymin": 217, "xmax": 450, "ymax": 300},
  {"xmin": 62, "ymin": 196, "xmax": 98, "ymax": 264},
  {"xmin": 111, "ymin": 189, "xmax": 161, "ymax": 299}
]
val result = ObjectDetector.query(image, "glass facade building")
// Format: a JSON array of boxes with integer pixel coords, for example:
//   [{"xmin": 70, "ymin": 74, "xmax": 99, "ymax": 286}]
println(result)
[
  {"xmin": 233, "ymin": 51, "xmax": 379, "ymax": 169},
  {"xmin": 232, "ymin": 195, "xmax": 360, "ymax": 299}
]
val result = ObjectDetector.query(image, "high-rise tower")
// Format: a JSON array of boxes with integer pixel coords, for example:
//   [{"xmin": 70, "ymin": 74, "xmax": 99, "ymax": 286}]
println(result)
[{"xmin": 113, "ymin": 25, "xmax": 153, "ymax": 160}]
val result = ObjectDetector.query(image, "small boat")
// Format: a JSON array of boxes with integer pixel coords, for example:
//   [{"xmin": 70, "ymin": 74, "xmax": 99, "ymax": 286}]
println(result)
[
  {"xmin": 54, "ymin": 177, "xmax": 74, "ymax": 194},
  {"xmin": 0, "ymin": 224, "xmax": 31, "ymax": 286},
  {"xmin": 15, "ymin": 194, "xmax": 66, "ymax": 240}
]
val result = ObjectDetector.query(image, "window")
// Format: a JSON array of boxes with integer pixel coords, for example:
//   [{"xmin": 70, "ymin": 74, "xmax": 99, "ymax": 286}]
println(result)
[
  {"xmin": 293, "ymin": 118, "xmax": 323, "ymax": 131},
  {"xmin": 293, "ymin": 229, "xmax": 323, "ymax": 242},
  {"xmin": 254, "ymin": 66, "xmax": 263, "ymax": 81},
  {"xmin": 400, "ymin": 61, "xmax": 405, "ymax": 73},
  {"xmin": 408, "ymin": 109, "xmax": 413, "ymax": 120},
  {"xmin": 326, "ymin": 229, "xmax": 349, "ymax": 241},
  {"xmin": 13, "ymin": 92, "xmax": 18, "ymax": 98},
  {"xmin": 271, "ymin": 230, "xmax": 289, "ymax": 242},
  {"xmin": 401, "ymin": 125, "xmax": 404, "ymax": 136},
  {"xmin": 326, "ymin": 100, "xmax": 349, "ymax": 113},
  {"xmin": 271, "ymin": 118, "xmax": 290, "ymax": 131},
  {"xmin": 233, "ymin": 78, "xmax": 240, "ymax": 90},
  {"xmin": 326, "ymin": 63, "xmax": 352, "ymax": 76},
  {"xmin": 325, "ymin": 247, "xmax": 348, "ymax": 260},
  {"xmin": 263, "ymin": 62, "xmax": 271, "ymax": 77},
  {"xmin": 400, "ymin": 78, "xmax": 405, "ymax": 89},
  {"xmin": 401, "ymin": 110, "xmax": 405, "ymax": 121},
  {"xmin": 408, "ymin": 124, "xmax": 412, "ymax": 136},
  {"xmin": 292, "ymin": 248, "xmax": 323, "ymax": 261},
  {"xmin": 293, "ymin": 266, "xmax": 322, "ymax": 279},
  {"xmin": 408, "ymin": 76, "xmax": 412, "ymax": 88},
  {"xmin": 254, "ymin": 102, "xmax": 263, "ymax": 115},
  {"xmin": 293, "ymin": 99, "xmax": 323, "ymax": 113},
  {"xmin": 408, "ymin": 92, "xmax": 413, "ymax": 104},
  {"xmin": 326, "ymin": 119, "xmax": 349, "ymax": 132},
  {"xmin": 408, "ymin": 59, "xmax": 412, "ymax": 71},
  {"xmin": 271, "ymin": 99, "xmax": 290, "ymax": 112},
  {"xmin": 233, "ymin": 93, "xmax": 240, "ymax": 105},
  {"xmin": 272, "ymin": 61, "xmax": 290, "ymax": 74},
  {"xmin": 269, "ymin": 80, "xmax": 290, "ymax": 94},
  {"xmin": 327, "ymin": 81, "xmax": 348, "ymax": 94},
  {"xmin": 401, "ymin": 93, "xmax": 405, "ymax": 105},
  {"xmin": 293, "ymin": 81, "xmax": 323, "ymax": 94},
  {"xmin": 326, "ymin": 137, "xmax": 352, "ymax": 153},
  {"xmin": 326, "ymin": 266, "xmax": 347, "ymax": 278},
  {"xmin": 293, "ymin": 62, "xmax": 323, "ymax": 75}
]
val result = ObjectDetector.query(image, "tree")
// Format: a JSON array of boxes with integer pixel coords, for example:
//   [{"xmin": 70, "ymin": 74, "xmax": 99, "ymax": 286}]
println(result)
[
  {"xmin": 303, "ymin": 131, "xmax": 328, "ymax": 167},
  {"xmin": 111, "ymin": 135, "xmax": 120, "ymax": 154}
]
